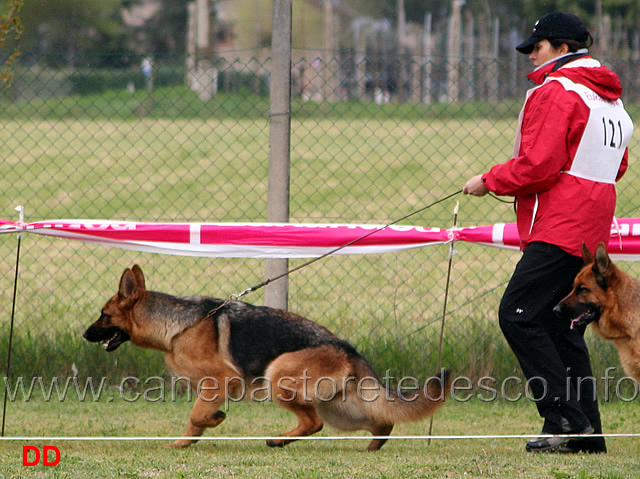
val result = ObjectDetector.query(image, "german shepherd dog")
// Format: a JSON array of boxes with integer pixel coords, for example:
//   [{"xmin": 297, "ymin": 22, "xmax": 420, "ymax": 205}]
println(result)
[
  {"xmin": 84, "ymin": 265, "xmax": 450, "ymax": 451},
  {"xmin": 554, "ymin": 243, "xmax": 640, "ymax": 381}
]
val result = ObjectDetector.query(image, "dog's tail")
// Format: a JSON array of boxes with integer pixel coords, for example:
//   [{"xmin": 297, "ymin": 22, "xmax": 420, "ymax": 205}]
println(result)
[
  {"xmin": 362, "ymin": 368, "xmax": 451, "ymax": 425},
  {"xmin": 314, "ymin": 361, "xmax": 451, "ymax": 431}
]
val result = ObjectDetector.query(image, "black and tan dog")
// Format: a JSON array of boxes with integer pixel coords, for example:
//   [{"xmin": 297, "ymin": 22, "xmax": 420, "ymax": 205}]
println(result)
[
  {"xmin": 554, "ymin": 243, "xmax": 640, "ymax": 381},
  {"xmin": 84, "ymin": 265, "xmax": 450, "ymax": 450}
]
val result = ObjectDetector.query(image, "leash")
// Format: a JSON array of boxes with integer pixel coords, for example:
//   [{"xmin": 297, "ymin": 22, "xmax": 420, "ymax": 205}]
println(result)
[
  {"xmin": 205, "ymin": 190, "xmax": 462, "ymax": 317},
  {"xmin": 488, "ymin": 192, "xmax": 514, "ymax": 204}
]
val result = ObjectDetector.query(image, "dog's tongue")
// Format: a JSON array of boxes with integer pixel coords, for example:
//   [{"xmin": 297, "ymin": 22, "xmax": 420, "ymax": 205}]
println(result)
[{"xmin": 570, "ymin": 312, "xmax": 587, "ymax": 330}]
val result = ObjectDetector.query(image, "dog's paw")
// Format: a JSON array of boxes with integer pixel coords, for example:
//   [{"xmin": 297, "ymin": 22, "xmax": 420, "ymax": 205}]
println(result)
[
  {"xmin": 164, "ymin": 439, "xmax": 194, "ymax": 448},
  {"xmin": 266, "ymin": 439, "xmax": 287, "ymax": 448}
]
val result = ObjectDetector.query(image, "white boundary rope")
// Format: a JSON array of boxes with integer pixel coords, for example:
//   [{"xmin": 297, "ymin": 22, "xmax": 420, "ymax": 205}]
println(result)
[{"xmin": 1, "ymin": 433, "xmax": 639, "ymax": 442}]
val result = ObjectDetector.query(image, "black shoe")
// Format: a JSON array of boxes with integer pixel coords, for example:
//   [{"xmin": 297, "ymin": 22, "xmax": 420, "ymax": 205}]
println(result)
[
  {"xmin": 556, "ymin": 435, "xmax": 607, "ymax": 454},
  {"xmin": 525, "ymin": 425, "xmax": 595, "ymax": 453},
  {"xmin": 525, "ymin": 434, "xmax": 569, "ymax": 453}
]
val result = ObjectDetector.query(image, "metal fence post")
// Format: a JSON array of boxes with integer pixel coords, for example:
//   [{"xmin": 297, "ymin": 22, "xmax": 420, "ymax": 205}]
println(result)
[{"xmin": 265, "ymin": 0, "xmax": 292, "ymax": 310}]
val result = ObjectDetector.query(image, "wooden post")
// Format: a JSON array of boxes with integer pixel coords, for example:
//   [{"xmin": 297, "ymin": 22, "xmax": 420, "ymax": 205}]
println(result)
[
  {"xmin": 595, "ymin": 0, "xmax": 603, "ymax": 57},
  {"xmin": 397, "ymin": 0, "xmax": 406, "ymax": 101},
  {"xmin": 323, "ymin": 0, "xmax": 340, "ymax": 103},
  {"xmin": 489, "ymin": 17, "xmax": 499, "ymax": 104},
  {"xmin": 265, "ymin": 0, "xmax": 292, "ymax": 310},
  {"xmin": 463, "ymin": 10, "xmax": 474, "ymax": 101},
  {"xmin": 354, "ymin": 20, "xmax": 367, "ymax": 98},
  {"xmin": 422, "ymin": 12, "xmax": 432, "ymax": 104},
  {"xmin": 397, "ymin": 0, "xmax": 406, "ymax": 50},
  {"xmin": 447, "ymin": 0, "xmax": 461, "ymax": 103}
]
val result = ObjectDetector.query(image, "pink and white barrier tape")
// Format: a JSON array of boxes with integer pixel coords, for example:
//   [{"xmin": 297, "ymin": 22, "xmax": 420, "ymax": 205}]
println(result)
[{"xmin": 1, "ymin": 217, "xmax": 639, "ymax": 260}]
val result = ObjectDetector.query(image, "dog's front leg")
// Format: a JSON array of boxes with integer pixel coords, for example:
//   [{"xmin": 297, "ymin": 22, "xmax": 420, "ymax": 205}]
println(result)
[{"xmin": 168, "ymin": 382, "xmax": 228, "ymax": 448}]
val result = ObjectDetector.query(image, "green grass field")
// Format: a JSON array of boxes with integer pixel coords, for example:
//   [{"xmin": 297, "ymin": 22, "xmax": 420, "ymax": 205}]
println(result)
[
  {"xmin": 0, "ymin": 397, "xmax": 639, "ymax": 478},
  {"xmin": 1, "ymin": 88, "xmax": 640, "ymax": 476}
]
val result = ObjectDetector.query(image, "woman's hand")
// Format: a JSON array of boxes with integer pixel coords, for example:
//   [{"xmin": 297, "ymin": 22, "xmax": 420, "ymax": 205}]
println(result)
[{"xmin": 463, "ymin": 175, "xmax": 489, "ymax": 196}]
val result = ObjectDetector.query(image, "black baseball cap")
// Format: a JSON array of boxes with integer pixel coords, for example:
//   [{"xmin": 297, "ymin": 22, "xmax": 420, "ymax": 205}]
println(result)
[{"xmin": 516, "ymin": 12, "xmax": 589, "ymax": 54}]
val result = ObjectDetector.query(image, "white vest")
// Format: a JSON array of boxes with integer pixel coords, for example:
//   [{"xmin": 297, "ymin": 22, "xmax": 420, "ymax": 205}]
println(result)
[
  {"xmin": 514, "ymin": 61, "xmax": 633, "ymax": 185},
  {"xmin": 550, "ymin": 75, "xmax": 633, "ymax": 184}
]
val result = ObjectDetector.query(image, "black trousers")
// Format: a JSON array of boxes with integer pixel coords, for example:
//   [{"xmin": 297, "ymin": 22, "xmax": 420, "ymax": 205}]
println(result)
[{"xmin": 499, "ymin": 242, "xmax": 603, "ymax": 437}]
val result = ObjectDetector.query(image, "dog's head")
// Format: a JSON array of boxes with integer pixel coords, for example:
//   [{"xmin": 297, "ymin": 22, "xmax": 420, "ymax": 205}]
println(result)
[
  {"xmin": 553, "ymin": 242, "xmax": 612, "ymax": 329},
  {"xmin": 83, "ymin": 265, "xmax": 146, "ymax": 352}
]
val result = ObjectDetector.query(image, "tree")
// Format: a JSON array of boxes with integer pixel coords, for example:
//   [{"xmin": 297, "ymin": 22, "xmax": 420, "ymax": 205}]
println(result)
[
  {"xmin": 0, "ymin": 0, "xmax": 23, "ymax": 85},
  {"xmin": 347, "ymin": 0, "xmax": 638, "ymax": 38},
  {"xmin": 18, "ymin": 0, "xmax": 128, "ymax": 66},
  {"xmin": 134, "ymin": 0, "xmax": 189, "ymax": 56}
]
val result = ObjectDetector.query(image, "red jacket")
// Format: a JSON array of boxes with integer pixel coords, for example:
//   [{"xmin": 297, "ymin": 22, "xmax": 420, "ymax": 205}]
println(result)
[{"xmin": 482, "ymin": 55, "xmax": 632, "ymax": 257}]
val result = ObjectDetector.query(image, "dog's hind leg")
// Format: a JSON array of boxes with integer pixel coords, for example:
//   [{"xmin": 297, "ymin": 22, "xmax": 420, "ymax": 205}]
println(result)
[
  {"xmin": 265, "ymin": 351, "xmax": 331, "ymax": 448},
  {"xmin": 366, "ymin": 424, "xmax": 393, "ymax": 451},
  {"xmin": 266, "ymin": 400, "xmax": 324, "ymax": 448}
]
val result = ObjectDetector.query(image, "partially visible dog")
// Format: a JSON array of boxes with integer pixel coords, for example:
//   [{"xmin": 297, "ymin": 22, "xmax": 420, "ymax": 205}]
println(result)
[
  {"xmin": 84, "ymin": 265, "xmax": 450, "ymax": 451},
  {"xmin": 554, "ymin": 243, "xmax": 640, "ymax": 381}
]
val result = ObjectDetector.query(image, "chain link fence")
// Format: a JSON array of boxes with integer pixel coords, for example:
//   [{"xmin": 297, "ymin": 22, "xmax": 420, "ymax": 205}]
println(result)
[{"xmin": 1, "ymin": 50, "xmax": 639, "ymax": 397}]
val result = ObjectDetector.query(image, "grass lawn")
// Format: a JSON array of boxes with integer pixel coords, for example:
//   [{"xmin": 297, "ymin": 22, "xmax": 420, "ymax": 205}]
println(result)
[{"xmin": 0, "ymin": 396, "xmax": 638, "ymax": 478}]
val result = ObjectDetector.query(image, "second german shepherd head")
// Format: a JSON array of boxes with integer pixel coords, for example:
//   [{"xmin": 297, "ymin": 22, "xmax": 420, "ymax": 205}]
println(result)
[
  {"xmin": 555, "ymin": 243, "xmax": 640, "ymax": 381},
  {"xmin": 553, "ymin": 243, "xmax": 612, "ymax": 330}
]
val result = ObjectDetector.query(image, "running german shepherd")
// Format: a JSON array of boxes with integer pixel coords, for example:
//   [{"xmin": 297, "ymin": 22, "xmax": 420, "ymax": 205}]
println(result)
[
  {"xmin": 554, "ymin": 243, "xmax": 640, "ymax": 381},
  {"xmin": 84, "ymin": 265, "xmax": 450, "ymax": 451}
]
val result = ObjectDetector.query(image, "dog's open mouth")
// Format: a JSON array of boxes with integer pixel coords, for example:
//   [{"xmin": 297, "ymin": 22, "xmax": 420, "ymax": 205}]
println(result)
[
  {"xmin": 101, "ymin": 329, "xmax": 130, "ymax": 351},
  {"xmin": 569, "ymin": 309, "xmax": 597, "ymax": 330},
  {"xmin": 84, "ymin": 326, "xmax": 130, "ymax": 352}
]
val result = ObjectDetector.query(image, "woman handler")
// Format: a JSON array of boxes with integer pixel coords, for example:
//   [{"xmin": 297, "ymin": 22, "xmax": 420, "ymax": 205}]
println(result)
[{"xmin": 463, "ymin": 12, "xmax": 632, "ymax": 453}]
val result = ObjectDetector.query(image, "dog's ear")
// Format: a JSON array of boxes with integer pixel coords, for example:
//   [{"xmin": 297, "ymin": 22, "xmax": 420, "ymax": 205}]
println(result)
[
  {"xmin": 118, "ymin": 267, "xmax": 142, "ymax": 303},
  {"xmin": 131, "ymin": 264, "xmax": 146, "ymax": 291},
  {"xmin": 581, "ymin": 242, "xmax": 594, "ymax": 265},
  {"xmin": 593, "ymin": 242, "xmax": 611, "ymax": 290}
]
